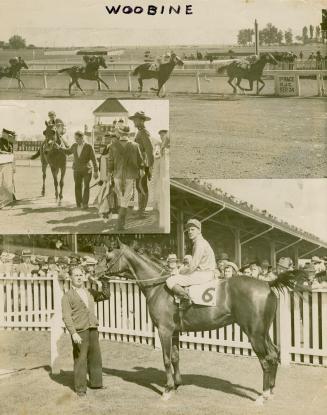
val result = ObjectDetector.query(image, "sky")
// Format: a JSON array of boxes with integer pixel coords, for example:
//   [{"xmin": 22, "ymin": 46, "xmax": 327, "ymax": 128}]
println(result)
[
  {"xmin": 0, "ymin": 0, "xmax": 324, "ymax": 47},
  {"xmin": 205, "ymin": 179, "xmax": 327, "ymax": 242},
  {"xmin": 0, "ymin": 99, "xmax": 169, "ymax": 143}
]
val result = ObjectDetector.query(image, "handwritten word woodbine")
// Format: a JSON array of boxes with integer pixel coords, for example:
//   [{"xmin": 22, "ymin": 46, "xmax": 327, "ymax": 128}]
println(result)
[{"xmin": 105, "ymin": 4, "xmax": 193, "ymax": 15}]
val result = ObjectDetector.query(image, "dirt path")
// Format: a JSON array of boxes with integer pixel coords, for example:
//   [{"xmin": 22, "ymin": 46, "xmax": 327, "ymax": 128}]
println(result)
[{"xmin": 0, "ymin": 331, "xmax": 326, "ymax": 415}]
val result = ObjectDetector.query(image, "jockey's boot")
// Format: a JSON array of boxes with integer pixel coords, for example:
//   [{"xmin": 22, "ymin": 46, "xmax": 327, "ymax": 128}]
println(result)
[
  {"xmin": 171, "ymin": 284, "xmax": 192, "ymax": 308},
  {"xmin": 117, "ymin": 207, "xmax": 127, "ymax": 232}
]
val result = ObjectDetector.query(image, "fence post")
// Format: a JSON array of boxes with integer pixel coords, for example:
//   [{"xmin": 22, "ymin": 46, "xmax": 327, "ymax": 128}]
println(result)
[
  {"xmin": 195, "ymin": 71, "xmax": 201, "ymax": 94},
  {"xmin": 159, "ymin": 149, "xmax": 170, "ymax": 232},
  {"xmin": 50, "ymin": 274, "xmax": 63, "ymax": 374},
  {"xmin": 154, "ymin": 327, "xmax": 162, "ymax": 350},
  {"xmin": 127, "ymin": 72, "xmax": 132, "ymax": 92},
  {"xmin": 43, "ymin": 71, "xmax": 48, "ymax": 89},
  {"xmin": 278, "ymin": 289, "xmax": 291, "ymax": 366}
]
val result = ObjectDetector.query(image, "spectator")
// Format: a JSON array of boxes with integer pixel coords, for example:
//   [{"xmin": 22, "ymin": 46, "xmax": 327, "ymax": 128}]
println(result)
[
  {"xmin": 223, "ymin": 262, "xmax": 238, "ymax": 279},
  {"xmin": 311, "ymin": 256, "xmax": 326, "ymax": 274},
  {"xmin": 239, "ymin": 264, "xmax": 252, "ymax": 277},
  {"xmin": 250, "ymin": 263, "xmax": 262, "ymax": 279}
]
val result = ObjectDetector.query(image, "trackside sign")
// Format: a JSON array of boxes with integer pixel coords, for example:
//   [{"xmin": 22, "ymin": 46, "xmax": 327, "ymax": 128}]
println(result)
[{"xmin": 274, "ymin": 74, "xmax": 300, "ymax": 96}]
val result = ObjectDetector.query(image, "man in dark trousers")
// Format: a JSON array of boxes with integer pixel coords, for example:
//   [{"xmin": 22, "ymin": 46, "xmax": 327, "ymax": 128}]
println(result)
[
  {"xmin": 128, "ymin": 111, "xmax": 154, "ymax": 218},
  {"xmin": 61, "ymin": 267, "xmax": 110, "ymax": 397},
  {"xmin": 108, "ymin": 125, "xmax": 144, "ymax": 231},
  {"xmin": 63, "ymin": 131, "xmax": 99, "ymax": 209}
]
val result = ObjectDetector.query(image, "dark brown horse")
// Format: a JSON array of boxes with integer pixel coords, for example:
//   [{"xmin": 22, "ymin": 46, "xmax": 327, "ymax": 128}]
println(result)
[
  {"xmin": 132, "ymin": 53, "xmax": 184, "ymax": 96},
  {"xmin": 58, "ymin": 56, "xmax": 109, "ymax": 95},
  {"xmin": 31, "ymin": 125, "xmax": 67, "ymax": 203},
  {"xmin": 217, "ymin": 52, "xmax": 278, "ymax": 94},
  {"xmin": 100, "ymin": 241, "xmax": 303, "ymax": 405},
  {"xmin": 0, "ymin": 57, "xmax": 28, "ymax": 89}
]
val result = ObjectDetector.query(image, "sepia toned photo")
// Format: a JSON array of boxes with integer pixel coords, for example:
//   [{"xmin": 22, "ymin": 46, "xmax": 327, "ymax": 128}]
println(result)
[{"xmin": 0, "ymin": 99, "xmax": 170, "ymax": 233}]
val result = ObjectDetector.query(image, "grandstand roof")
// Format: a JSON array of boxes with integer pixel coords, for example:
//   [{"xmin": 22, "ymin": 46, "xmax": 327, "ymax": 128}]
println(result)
[
  {"xmin": 93, "ymin": 99, "xmax": 128, "ymax": 116},
  {"xmin": 171, "ymin": 178, "xmax": 327, "ymax": 252}
]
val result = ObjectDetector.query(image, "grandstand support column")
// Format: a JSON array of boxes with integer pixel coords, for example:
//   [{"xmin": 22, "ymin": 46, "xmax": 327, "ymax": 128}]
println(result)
[
  {"xmin": 293, "ymin": 246, "xmax": 299, "ymax": 268},
  {"xmin": 71, "ymin": 234, "xmax": 78, "ymax": 254},
  {"xmin": 270, "ymin": 240, "xmax": 276, "ymax": 269},
  {"xmin": 176, "ymin": 210, "xmax": 185, "ymax": 260},
  {"xmin": 234, "ymin": 229, "xmax": 241, "ymax": 267}
]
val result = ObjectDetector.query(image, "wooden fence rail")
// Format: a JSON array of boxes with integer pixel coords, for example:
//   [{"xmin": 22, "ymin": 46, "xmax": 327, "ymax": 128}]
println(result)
[{"xmin": 0, "ymin": 274, "xmax": 326, "ymax": 373}]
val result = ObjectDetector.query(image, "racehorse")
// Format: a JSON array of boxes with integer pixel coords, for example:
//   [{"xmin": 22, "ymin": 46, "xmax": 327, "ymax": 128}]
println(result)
[
  {"xmin": 132, "ymin": 53, "xmax": 184, "ymax": 96},
  {"xmin": 100, "ymin": 241, "xmax": 304, "ymax": 405},
  {"xmin": 0, "ymin": 57, "xmax": 29, "ymax": 89},
  {"xmin": 31, "ymin": 125, "xmax": 67, "ymax": 203},
  {"xmin": 58, "ymin": 55, "xmax": 109, "ymax": 95},
  {"xmin": 217, "ymin": 52, "xmax": 278, "ymax": 94}
]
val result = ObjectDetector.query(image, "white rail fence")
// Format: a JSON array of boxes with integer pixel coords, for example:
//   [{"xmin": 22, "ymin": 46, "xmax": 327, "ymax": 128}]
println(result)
[
  {"xmin": 0, "ymin": 68, "xmax": 325, "ymax": 96},
  {"xmin": 0, "ymin": 274, "xmax": 326, "ymax": 373}
]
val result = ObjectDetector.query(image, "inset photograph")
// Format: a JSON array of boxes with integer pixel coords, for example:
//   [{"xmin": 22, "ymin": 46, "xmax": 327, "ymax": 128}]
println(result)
[{"xmin": 0, "ymin": 99, "xmax": 170, "ymax": 233}]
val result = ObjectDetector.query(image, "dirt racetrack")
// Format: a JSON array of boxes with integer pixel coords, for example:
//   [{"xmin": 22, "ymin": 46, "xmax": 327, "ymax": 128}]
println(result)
[
  {"xmin": 0, "ymin": 330, "xmax": 326, "ymax": 415},
  {"xmin": 0, "ymin": 161, "xmax": 159, "ymax": 234}
]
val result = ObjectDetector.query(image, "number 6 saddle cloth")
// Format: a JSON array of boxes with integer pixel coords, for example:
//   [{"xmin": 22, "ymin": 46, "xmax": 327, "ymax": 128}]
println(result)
[{"xmin": 185, "ymin": 280, "xmax": 219, "ymax": 307}]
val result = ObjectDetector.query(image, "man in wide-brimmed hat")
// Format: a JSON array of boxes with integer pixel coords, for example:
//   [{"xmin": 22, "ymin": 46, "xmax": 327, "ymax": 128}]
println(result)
[
  {"xmin": 108, "ymin": 125, "xmax": 144, "ymax": 231},
  {"xmin": 166, "ymin": 219, "xmax": 216, "ymax": 304},
  {"xmin": 0, "ymin": 128, "xmax": 16, "ymax": 153},
  {"xmin": 128, "ymin": 111, "xmax": 154, "ymax": 218}
]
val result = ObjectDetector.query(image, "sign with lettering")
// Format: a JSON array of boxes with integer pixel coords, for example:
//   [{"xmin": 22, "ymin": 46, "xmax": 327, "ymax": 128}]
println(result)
[{"xmin": 275, "ymin": 74, "xmax": 300, "ymax": 96}]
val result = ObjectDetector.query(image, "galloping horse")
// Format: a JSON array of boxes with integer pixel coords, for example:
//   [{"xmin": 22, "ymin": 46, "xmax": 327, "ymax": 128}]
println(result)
[
  {"xmin": 58, "ymin": 55, "xmax": 109, "ymax": 95},
  {"xmin": 217, "ymin": 52, "xmax": 278, "ymax": 94},
  {"xmin": 0, "ymin": 57, "xmax": 28, "ymax": 89},
  {"xmin": 31, "ymin": 125, "xmax": 67, "ymax": 203},
  {"xmin": 132, "ymin": 53, "xmax": 184, "ymax": 96},
  {"xmin": 100, "ymin": 241, "xmax": 304, "ymax": 405}
]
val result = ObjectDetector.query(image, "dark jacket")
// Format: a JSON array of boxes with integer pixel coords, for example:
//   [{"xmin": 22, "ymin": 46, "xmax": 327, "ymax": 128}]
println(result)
[
  {"xmin": 0, "ymin": 138, "xmax": 13, "ymax": 153},
  {"xmin": 64, "ymin": 142, "xmax": 98, "ymax": 173},
  {"xmin": 61, "ymin": 286, "xmax": 110, "ymax": 335},
  {"xmin": 108, "ymin": 138, "xmax": 144, "ymax": 180},
  {"xmin": 134, "ymin": 128, "xmax": 154, "ymax": 168}
]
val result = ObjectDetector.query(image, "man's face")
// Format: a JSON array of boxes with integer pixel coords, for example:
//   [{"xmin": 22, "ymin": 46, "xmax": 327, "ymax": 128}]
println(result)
[
  {"xmin": 71, "ymin": 267, "xmax": 85, "ymax": 288},
  {"xmin": 224, "ymin": 266, "xmax": 233, "ymax": 279},
  {"xmin": 187, "ymin": 226, "xmax": 200, "ymax": 240},
  {"xmin": 49, "ymin": 113, "xmax": 56, "ymax": 121},
  {"xmin": 75, "ymin": 134, "xmax": 84, "ymax": 145},
  {"xmin": 243, "ymin": 268, "xmax": 251, "ymax": 277},
  {"xmin": 132, "ymin": 118, "xmax": 143, "ymax": 129}
]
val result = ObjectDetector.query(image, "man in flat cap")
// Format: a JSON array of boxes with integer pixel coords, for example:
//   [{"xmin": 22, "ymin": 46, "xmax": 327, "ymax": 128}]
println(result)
[
  {"xmin": 108, "ymin": 125, "xmax": 144, "ymax": 231},
  {"xmin": 166, "ymin": 219, "xmax": 216, "ymax": 302},
  {"xmin": 128, "ymin": 111, "xmax": 154, "ymax": 218},
  {"xmin": 0, "ymin": 129, "xmax": 16, "ymax": 153}
]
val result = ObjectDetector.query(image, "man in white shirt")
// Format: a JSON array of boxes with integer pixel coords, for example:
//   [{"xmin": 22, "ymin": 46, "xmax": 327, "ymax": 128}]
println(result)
[{"xmin": 166, "ymin": 219, "xmax": 216, "ymax": 301}]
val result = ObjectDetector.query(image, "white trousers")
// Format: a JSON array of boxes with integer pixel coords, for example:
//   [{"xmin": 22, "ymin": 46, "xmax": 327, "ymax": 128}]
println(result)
[
  {"xmin": 166, "ymin": 270, "xmax": 215, "ymax": 289},
  {"xmin": 115, "ymin": 179, "xmax": 134, "ymax": 208}
]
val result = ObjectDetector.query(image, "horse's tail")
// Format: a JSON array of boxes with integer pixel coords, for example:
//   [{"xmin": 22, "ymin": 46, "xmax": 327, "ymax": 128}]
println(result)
[
  {"xmin": 58, "ymin": 67, "xmax": 72, "ymax": 73},
  {"xmin": 268, "ymin": 270, "xmax": 297, "ymax": 292},
  {"xmin": 31, "ymin": 149, "xmax": 40, "ymax": 159}
]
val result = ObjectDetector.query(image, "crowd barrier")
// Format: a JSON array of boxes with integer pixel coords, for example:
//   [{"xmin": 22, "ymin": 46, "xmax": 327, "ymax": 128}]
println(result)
[{"xmin": 0, "ymin": 274, "xmax": 326, "ymax": 373}]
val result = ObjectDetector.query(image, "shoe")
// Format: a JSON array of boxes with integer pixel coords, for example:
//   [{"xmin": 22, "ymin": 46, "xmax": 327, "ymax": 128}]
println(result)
[
  {"xmin": 82, "ymin": 205, "xmax": 89, "ymax": 210},
  {"xmin": 89, "ymin": 385, "xmax": 107, "ymax": 390},
  {"xmin": 76, "ymin": 204, "xmax": 81, "ymax": 208},
  {"xmin": 76, "ymin": 391, "xmax": 86, "ymax": 397}
]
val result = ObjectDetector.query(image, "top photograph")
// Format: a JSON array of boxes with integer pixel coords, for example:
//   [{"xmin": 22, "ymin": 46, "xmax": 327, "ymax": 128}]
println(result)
[{"xmin": 0, "ymin": 0, "xmax": 326, "ymax": 179}]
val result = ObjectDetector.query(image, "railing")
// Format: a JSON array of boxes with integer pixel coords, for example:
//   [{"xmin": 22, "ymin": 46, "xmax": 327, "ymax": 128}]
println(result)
[
  {"xmin": 15, "ymin": 141, "xmax": 43, "ymax": 152},
  {"xmin": 0, "ymin": 274, "xmax": 326, "ymax": 373},
  {"xmin": 1, "ymin": 67, "xmax": 325, "ymax": 96}
]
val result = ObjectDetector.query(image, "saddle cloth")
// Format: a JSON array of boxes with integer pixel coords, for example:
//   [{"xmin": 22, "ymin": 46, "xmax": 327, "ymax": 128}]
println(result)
[{"xmin": 185, "ymin": 280, "xmax": 218, "ymax": 307}]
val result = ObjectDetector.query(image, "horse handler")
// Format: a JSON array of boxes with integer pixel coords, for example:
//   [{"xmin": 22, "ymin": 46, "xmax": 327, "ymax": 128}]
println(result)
[
  {"xmin": 166, "ymin": 219, "xmax": 216, "ymax": 303},
  {"xmin": 61, "ymin": 267, "xmax": 110, "ymax": 397}
]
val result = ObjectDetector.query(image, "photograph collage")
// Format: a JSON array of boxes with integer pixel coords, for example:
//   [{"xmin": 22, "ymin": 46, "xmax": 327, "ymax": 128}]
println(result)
[{"xmin": 0, "ymin": 1, "xmax": 326, "ymax": 414}]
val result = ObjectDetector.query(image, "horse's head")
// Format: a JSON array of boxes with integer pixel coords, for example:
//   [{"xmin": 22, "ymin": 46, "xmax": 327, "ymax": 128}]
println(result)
[
  {"xmin": 97, "ymin": 55, "xmax": 107, "ymax": 69},
  {"xmin": 104, "ymin": 240, "xmax": 134, "ymax": 279},
  {"xmin": 43, "ymin": 127, "xmax": 57, "ymax": 151},
  {"xmin": 170, "ymin": 53, "xmax": 184, "ymax": 67},
  {"xmin": 262, "ymin": 52, "xmax": 278, "ymax": 66}
]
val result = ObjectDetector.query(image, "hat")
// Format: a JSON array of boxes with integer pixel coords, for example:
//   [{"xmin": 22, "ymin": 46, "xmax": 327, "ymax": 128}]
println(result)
[
  {"xmin": 183, "ymin": 254, "xmax": 192, "ymax": 263},
  {"xmin": 302, "ymin": 263, "xmax": 316, "ymax": 273},
  {"xmin": 311, "ymin": 256, "xmax": 322, "ymax": 263},
  {"xmin": 48, "ymin": 111, "xmax": 56, "ymax": 117},
  {"xmin": 167, "ymin": 254, "xmax": 177, "ymax": 263},
  {"xmin": 261, "ymin": 259, "xmax": 270, "ymax": 267},
  {"xmin": 185, "ymin": 219, "xmax": 201, "ymax": 231},
  {"xmin": 158, "ymin": 129, "xmax": 168, "ymax": 134},
  {"xmin": 22, "ymin": 249, "xmax": 32, "ymax": 257},
  {"xmin": 224, "ymin": 261, "xmax": 239, "ymax": 273},
  {"xmin": 217, "ymin": 252, "xmax": 229, "ymax": 261},
  {"xmin": 83, "ymin": 255, "xmax": 98, "ymax": 265},
  {"xmin": 278, "ymin": 257, "xmax": 293, "ymax": 269},
  {"xmin": 2, "ymin": 128, "xmax": 16, "ymax": 143},
  {"xmin": 239, "ymin": 264, "xmax": 251, "ymax": 273},
  {"xmin": 117, "ymin": 126, "xmax": 130, "ymax": 137},
  {"xmin": 128, "ymin": 111, "xmax": 151, "ymax": 121}
]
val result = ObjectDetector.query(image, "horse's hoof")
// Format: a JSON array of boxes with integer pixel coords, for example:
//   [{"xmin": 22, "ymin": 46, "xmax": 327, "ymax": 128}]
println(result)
[
  {"xmin": 161, "ymin": 390, "xmax": 174, "ymax": 401},
  {"xmin": 255, "ymin": 395, "xmax": 268, "ymax": 406}
]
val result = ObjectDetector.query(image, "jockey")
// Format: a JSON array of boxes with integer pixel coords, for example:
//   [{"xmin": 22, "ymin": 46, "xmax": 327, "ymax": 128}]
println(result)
[
  {"xmin": 44, "ymin": 111, "xmax": 68, "ymax": 147},
  {"xmin": 166, "ymin": 219, "xmax": 216, "ymax": 302}
]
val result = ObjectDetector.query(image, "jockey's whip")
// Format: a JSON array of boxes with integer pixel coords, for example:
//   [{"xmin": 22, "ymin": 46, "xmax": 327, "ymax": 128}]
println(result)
[{"xmin": 89, "ymin": 181, "xmax": 102, "ymax": 190}]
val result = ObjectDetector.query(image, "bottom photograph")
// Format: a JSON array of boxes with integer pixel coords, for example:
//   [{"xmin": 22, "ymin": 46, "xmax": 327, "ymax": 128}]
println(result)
[{"xmin": 0, "ymin": 178, "xmax": 326, "ymax": 415}]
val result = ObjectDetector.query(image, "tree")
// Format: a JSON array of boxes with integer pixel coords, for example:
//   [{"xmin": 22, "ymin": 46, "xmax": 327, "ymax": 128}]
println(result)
[
  {"xmin": 276, "ymin": 30, "xmax": 284, "ymax": 44},
  {"xmin": 302, "ymin": 26, "xmax": 308, "ymax": 43},
  {"xmin": 237, "ymin": 28, "xmax": 254, "ymax": 46},
  {"xmin": 284, "ymin": 29, "xmax": 293, "ymax": 45},
  {"xmin": 315, "ymin": 25, "xmax": 321, "ymax": 40},
  {"xmin": 309, "ymin": 25, "xmax": 314, "ymax": 39},
  {"xmin": 259, "ymin": 23, "xmax": 280, "ymax": 45},
  {"xmin": 8, "ymin": 35, "xmax": 26, "ymax": 49}
]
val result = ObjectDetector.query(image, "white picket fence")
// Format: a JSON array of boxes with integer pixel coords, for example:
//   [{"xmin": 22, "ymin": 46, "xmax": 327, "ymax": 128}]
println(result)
[{"xmin": 0, "ymin": 274, "xmax": 326, "ymax": 371}]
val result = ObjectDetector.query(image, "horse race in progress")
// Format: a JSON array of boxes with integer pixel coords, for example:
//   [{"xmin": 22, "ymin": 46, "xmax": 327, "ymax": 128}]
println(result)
[{"xmin": 0, "ymin": 1, "xmax": 326, "ymax": 415}]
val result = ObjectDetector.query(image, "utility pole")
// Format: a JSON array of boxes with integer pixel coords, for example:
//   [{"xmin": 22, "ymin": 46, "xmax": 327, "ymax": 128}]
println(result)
[{"xmin": 255, "ymin": 19, "xmax": 259, "ymax": 95}]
